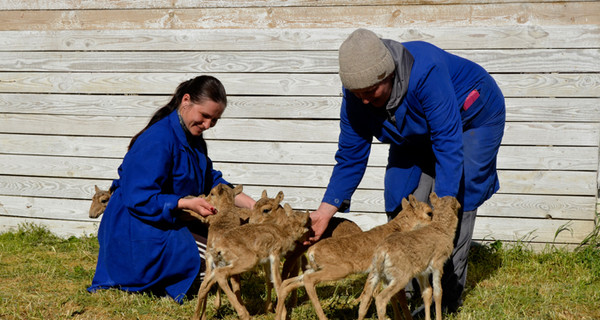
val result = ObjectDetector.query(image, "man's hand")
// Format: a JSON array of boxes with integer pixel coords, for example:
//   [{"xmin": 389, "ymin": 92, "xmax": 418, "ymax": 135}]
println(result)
[{"xmin": 304, "ymin": 202, "xmax": 338, "ymax": 245}]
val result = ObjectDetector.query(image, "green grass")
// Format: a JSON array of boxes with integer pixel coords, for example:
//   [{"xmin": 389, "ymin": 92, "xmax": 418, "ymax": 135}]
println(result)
[{"xmin": 1, "ymin": 222, "xmax": 599, "ymax": 320}]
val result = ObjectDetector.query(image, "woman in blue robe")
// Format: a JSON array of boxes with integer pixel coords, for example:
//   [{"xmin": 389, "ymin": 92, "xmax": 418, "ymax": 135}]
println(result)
[
  {"xmin": 88, "ymin": 75, "xmax": 255, "ymax": 303},
  {"xmin": 309, "ymin": 29, "xmax": 505, "ymax": 314}
]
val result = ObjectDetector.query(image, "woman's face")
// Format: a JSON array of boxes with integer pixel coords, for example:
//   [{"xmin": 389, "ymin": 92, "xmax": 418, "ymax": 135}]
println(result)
[
  {"xmin": 350, "ymin": 75, "xmax": 394, "ymax": 108},
  {"xmin": 179, "ymin": 94, "xmax": 225, "ymax": 136}
]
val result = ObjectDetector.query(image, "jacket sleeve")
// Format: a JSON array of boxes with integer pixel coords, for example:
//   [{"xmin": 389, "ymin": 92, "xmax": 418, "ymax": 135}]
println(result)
[
  {"xmin": 119, "ymin": 130, "xmax": 181, "ymax": 224},
  {"xmin": 322, "ymin": 90, "xmax": 373, "ymax": 212},
  {"xmin": 207, "ymin": 159, "xmax": 230, "ymax": 191},
  {"xmin": 417, "ymin": 65, "xmax": 464, "ymax": 198}
]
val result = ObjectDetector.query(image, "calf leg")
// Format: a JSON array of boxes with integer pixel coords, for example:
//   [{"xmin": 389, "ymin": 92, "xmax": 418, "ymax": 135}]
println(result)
[
  {"xmin": 374, "ymin": 278, "xmax": 408, "ymax": 320},
  {"xmin": 357, "ymin": 271, "xmax": 378, "ymax": 320},
  {"xmin": 416, "ymin": 273, "xmax": 433, "ymax": 320}
]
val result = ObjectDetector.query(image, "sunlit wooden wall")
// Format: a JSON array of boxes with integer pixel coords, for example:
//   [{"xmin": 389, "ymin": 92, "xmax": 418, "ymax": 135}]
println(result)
[{"xmin": 0, "ymin": 0, "xmax": 598, "ymax": 247}]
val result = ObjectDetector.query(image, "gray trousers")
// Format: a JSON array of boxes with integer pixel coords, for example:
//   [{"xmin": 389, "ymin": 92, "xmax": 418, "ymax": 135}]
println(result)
[{"xmin": 391, "ymin": 173, "xmax": 477, "ymax": 309}]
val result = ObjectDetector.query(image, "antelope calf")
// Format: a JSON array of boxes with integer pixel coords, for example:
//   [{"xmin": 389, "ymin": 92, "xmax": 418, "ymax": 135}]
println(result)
[
  {"xmin": 275, "ymin": 195, "xmax": 433, "ymax": 320},
  {"xmin": 193, "ymin": 197, "xmax": 310, "ymax": 320},
  {"xmin": 357, "ymin": 193, "xmax": 461, "ymax": 320},
  {"xmin": 88, "ymin": 185, "xmax": 112, "ymax": 218}
]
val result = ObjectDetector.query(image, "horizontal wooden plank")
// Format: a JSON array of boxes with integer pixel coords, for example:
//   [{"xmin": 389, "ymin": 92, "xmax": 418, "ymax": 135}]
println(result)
[
  {"xmin": 495, "ymin": 146, "xmax": 598, "ymax": 171},
  {"xmin": 1, "ymin": 3, "xmax": 597, "ymax": 31},
  {"xmin": 0, "ymin": 216, "xmax": 98, "ymax": 238},
  {"xmin": 0, "ymin": 206, "xmax": 592, "ymax": 244},
  {"xmin": 0, "ymin": 180, "xmax": 596, "ymax": 220},
  {"xmin": 1, "ymin": 114, "xmax": 598, "ymax": 146},
  {"xmin": 478, "ymin": 193, "xmax": 596, "ymax": 221},
  {"xmin": 0, "ymin": 195, "xmax": 93, "ymax": 221},
  {"xmin": 0, "ymin": 51, "xmax": 338, "ymax": 73},
  {"xmin": 1, "ymin": 49, "xmax": 598, "ymax": 73},
  {"xmin": 2, "ymin": 94, "xmax": 599, "ymax": 123},
  {"xmin": 0, "ymin": 134, "xmax": 129, "ymax": 159},
  {"xmin": 0, "ymin": 176, "xmax": 111, "ymax": 200},
  {"xmin": 0, "ymin": 72, "xmax": 341, "ymax": 96},
  {"xmin": 2, "ymin": 134, "xmax": 597, "ymax": 171},
  {"xmin": 0, "ymin": 154, "xmax": 120, "ymax": 179},
  {"xmin": 240, "ymin": 186, "xmax": 598, "ymax": 220},
  {"xmin": 0, "ymin": 93, "xmax": 165, "ymax": 117},
  {"xmin": 473, "ymin": 217, "xmax": 594, "ymax": 244},
  {"xmin": 0, "ymin": 0, "xmax": 590, "ymax": 11},
  {"xmin": 208, "ymin": 121, "xmax": 600, "ymax": 147},
  {"xmin": 1, "ymin": 72, "xmax": 598, "ymax": 97},
  {"xmin": 1, "ymin": 26, "xmax": 598, "ymax": 51},
  {"xmin": 501, "ymin": 122, "xmax": 600, "ymax": 147},
  {"xmin": 209, "ymin": 142, "xmax": 599, "ymax": 171},
  {"xmin": 218, "ymin": 164, "xmax": 598, "ymax": 196},
  {"xmin": 3, "ymin": 154, "xmax": 594, "ymax": 195},
  {"xmin": 504, "ymin": 98, "xmax": 600, "ymax": 122}
]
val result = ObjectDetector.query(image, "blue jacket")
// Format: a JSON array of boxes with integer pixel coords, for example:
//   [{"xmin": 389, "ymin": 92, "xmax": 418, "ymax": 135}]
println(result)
[
  {"xmin": 88, "ymin": 110, "xmax": 229, "ymax": 303},
  {"xmin": 323, "ymin": 41, "xmax": 505, "ymax": 213}
]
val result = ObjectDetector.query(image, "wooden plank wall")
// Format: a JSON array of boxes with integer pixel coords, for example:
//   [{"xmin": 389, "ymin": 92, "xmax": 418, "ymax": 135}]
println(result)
[{"xmin": 0, "ymin": 0, "xmax": 598, "ymax": 247}]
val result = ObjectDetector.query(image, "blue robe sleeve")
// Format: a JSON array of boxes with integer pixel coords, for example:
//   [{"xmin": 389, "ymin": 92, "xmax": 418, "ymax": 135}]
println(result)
[
  {"xmin": 322, "ymin": 91, "xmax": 373, "ymax": 211},
  {"xmin": 119, "ymin": 130, "xmax": 181, "ymax": 224},
  {"xmin": 417, "ymin": 65, "xmax": 464, "ymax": 198}
]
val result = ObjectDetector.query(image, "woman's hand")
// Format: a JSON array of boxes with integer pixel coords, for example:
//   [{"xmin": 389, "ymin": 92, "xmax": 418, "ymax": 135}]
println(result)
[
  {"xmin": 305, "ymin": 202, "xmax": 338, "ymax": 245},
  {"xmin": 177, "ymin": 196, "xmax": 217, "ymax": 218}
]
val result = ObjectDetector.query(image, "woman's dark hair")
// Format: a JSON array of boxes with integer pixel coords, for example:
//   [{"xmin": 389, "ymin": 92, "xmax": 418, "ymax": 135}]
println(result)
[{"xmin": 127, "ymin": 75, "xmax": 227, "ymax": 150}]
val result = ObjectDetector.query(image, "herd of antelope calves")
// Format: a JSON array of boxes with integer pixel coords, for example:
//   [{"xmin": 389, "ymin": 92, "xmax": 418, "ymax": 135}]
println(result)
[{"xmin": 89, "ymin": 183, "xmax": 460, "ymax": 320}]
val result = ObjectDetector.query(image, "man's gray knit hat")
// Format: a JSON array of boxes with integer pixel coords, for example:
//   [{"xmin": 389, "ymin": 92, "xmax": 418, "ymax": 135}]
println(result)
[{"xmin": 338, "ymin": 28, "xmax": 395, "ymax": 90}]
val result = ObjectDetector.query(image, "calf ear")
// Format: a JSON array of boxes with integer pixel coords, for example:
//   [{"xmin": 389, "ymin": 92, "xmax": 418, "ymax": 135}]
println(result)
[
  {"xmin": 284, "ymin": 203, "xmax": 293, "ymax": 216},
  {"xmin": 233, "ymin": 184, "xmax": 243, "ymax": 195},
  {"xmin": 453, "ymin": 197, "xmax": 462, "ymax": 211},
  {"xmin": 275, "ymin": 191, "xmax": 285, "ymax": 205},
  {"xmin": 408, "ymin": 194, "xmax": 418, "ymax": 207},
  {"xmin": 429, "ymin": 192, "xmax": 439, "ymax": 205},
  {"xmin": 401, "ymin": 197, "xmax": 409, "ymax": 209}
]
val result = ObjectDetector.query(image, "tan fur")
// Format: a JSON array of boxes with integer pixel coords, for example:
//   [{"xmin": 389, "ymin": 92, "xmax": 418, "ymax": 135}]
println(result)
[
  {"xmin": 275, "ymin": 195, "xmax": 433, "ymax": 320},
  {"xmin": 88, "ymin": 185, "xmax": 112, "ymax": 218},
  {"xmin": 193, "ymin": 194, "xmax": 310, "ymax": 320},
  {"xmin": 197, "ymin": 186, "xmax": 282, "ymax": 318},
  {"xmin": 244, "ymin": 190, "xmax": 363, "ymax": 313},
  {"xmin": 280, "ymin": 215, "xmax": 363, "ymax": 308},
  {"xmin": 357, "ymin": 193, "xmax": 461, "ymax": 320},
  {"xmin": 203, "ymin": 184, "xmax": 247, "ymax": 246}
]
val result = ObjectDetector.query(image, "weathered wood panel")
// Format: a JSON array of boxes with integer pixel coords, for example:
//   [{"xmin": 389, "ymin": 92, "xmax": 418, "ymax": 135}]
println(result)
[
  {"xmin": 2, "ymin": 94, "xmax": 599, "ymax": 122},
  {"xmin": 0, "ymin": 154, "xmax": 595, "ymax": 196},
  {"xmin": 1, "ymin": 26, "xmax": 598, "ymax": 51},
  {"xmin": 0, "ymin": 213, "xmax": 590, "ymax": 245},
  {"xmin": 0, "ymin": 0, "xmax": 592, "ymax": 11},
  {"xmin": 1, "ymin": 72, "xmax": 598, "ymax": 97},
  {"xmin": 1, "ymin": 134, "xmax": 597, "ymax": 172},
  {"xmin": 0, "ymin": 217, "xmax": 98, "ymax": 238},
  {"xmin": 2, "ymin": 49, "xmax": 599, "ymax": 73},
  {"xmin": 0, "ymin": 1, "xmax": 597, "ymax": 246},
  {"xmin": 1, "ymin": 3, "xmax": 597, "ymax": 31},
  {"xmin": 1, "ymin": 182, "xmax": 595, "ymax": 221},
  {"xmin": 473, "ymin": 217, "xmax": 594, "ymax": 244},
  {"xmin": 1, "ymin": 115, "xmax": 598, "ymax": 146}
]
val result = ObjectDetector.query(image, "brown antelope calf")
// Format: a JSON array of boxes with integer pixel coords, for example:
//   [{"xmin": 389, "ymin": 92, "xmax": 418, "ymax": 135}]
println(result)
[
  {"xmin": 193, "ymin": 196, "xmax": 310, "ymax": 320},
  {"xmin": 275, "ymin": 195, "xmax": 433, "ymax": 320},
  {"xmin": 88, "ymin": 185, "xmax": 112, "ymax": 218},
  {"xmin": 357, "ymin": 193, "xmax": 461, "ymax": 320}
]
